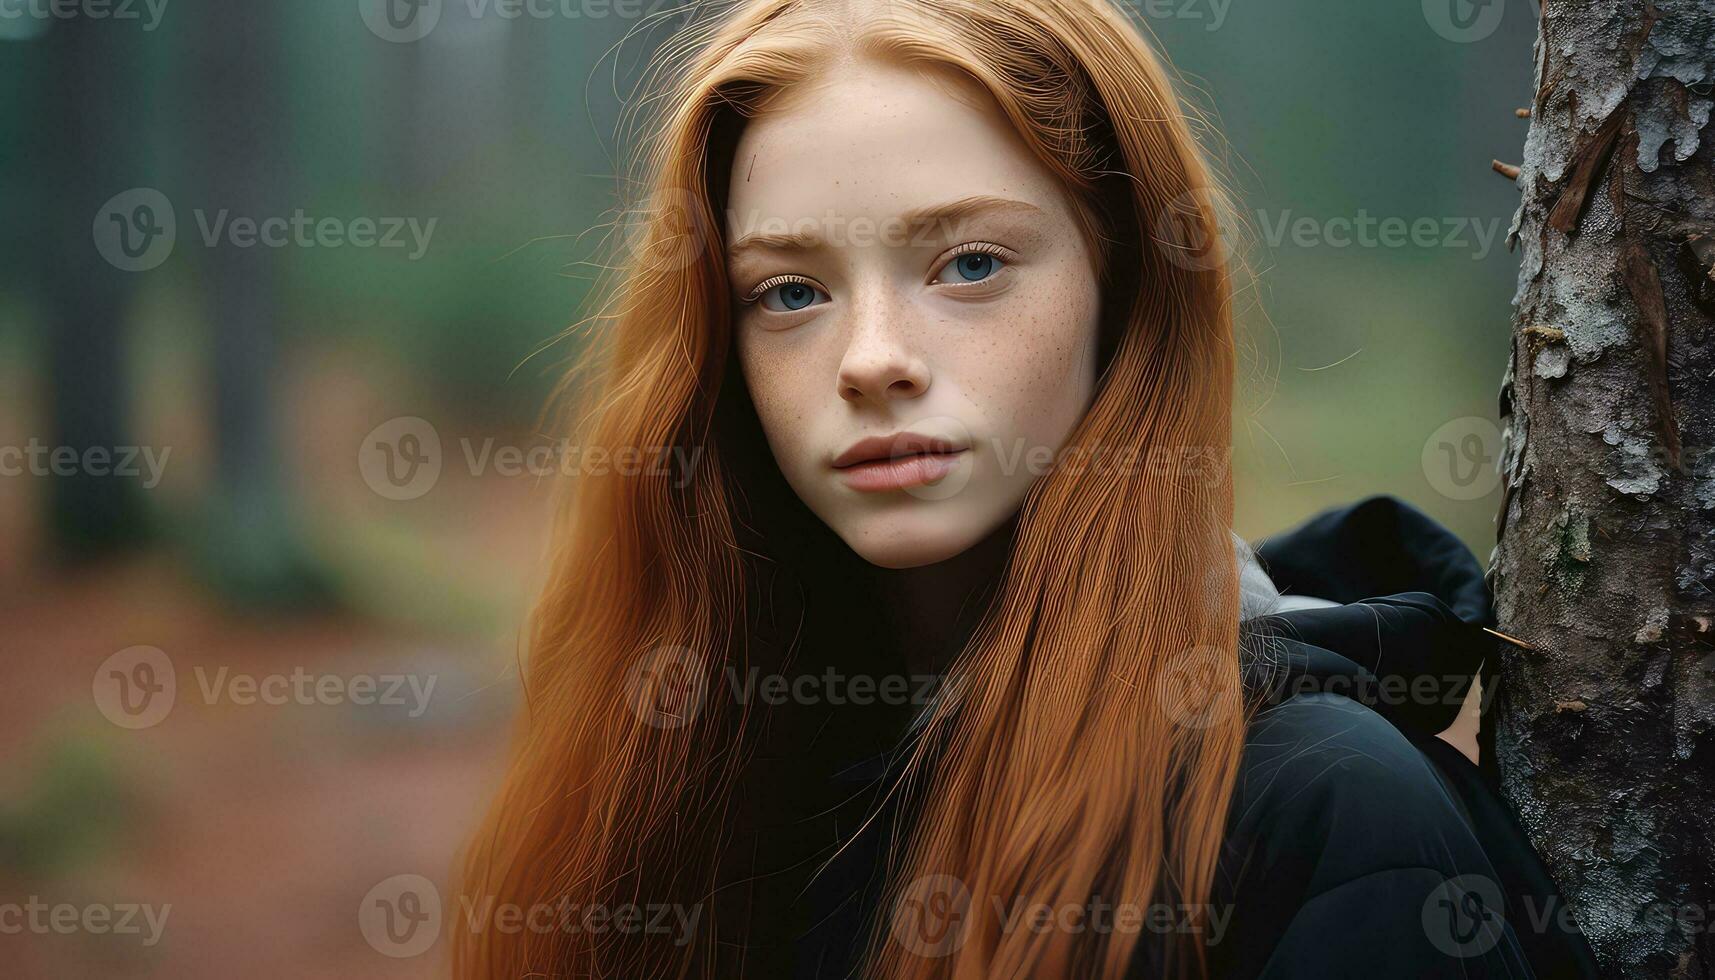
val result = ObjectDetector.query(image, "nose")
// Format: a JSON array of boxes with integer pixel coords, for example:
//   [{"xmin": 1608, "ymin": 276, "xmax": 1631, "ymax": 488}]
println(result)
[{"xmin": 836, "ymin": 302, "xmax": 931, "ymax": 405}]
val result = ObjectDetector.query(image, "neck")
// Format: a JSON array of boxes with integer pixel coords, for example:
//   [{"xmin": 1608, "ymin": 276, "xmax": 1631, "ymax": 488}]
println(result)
[{"xmin": 871, "ymin": 515, "xmax": 1017, "ymax": 680}]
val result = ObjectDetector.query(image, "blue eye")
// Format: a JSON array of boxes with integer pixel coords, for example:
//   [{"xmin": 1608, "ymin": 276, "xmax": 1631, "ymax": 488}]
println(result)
[
  {"xmin": 754, "ymin": 278, "xmax": 828, "ymax": 312},
  {"xmin": 936, "ymin": 250, "xmax": 1006, "ymax": 284},
  {"xmin": 775, "ymin": 282, "xmax": 817, "ymax": 310},
  {"xmin": 954, "ymin": 254, "xmax": 994, "ymax": 280}
]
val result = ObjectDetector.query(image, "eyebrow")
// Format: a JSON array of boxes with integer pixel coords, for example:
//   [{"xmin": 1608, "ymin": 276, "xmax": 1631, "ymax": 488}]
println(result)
[{"xmin": 726, "ymin": 194, "xmax": 1045, "ymax": 258}]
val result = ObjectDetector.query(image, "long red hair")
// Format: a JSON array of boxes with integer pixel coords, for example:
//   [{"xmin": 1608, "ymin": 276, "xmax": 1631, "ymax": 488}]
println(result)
[{"xmin": 455, "ymin": 1, "xmax": 1244, "ymax": 977}]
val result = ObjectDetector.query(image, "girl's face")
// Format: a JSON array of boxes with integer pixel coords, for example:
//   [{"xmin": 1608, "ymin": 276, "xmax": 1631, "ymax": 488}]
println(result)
[{"xmin": 726, "ymin": 59, "xmax": 1102, "ymax": 569}]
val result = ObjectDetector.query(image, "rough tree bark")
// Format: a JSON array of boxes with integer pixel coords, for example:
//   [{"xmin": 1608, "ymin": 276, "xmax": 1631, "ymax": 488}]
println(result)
[{"xmin": 1492, "ymin": 2, "xmax": 1715, "ymax": 978}]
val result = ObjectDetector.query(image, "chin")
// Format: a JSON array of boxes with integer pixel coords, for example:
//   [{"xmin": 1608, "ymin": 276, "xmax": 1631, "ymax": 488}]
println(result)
[{"xmin": 836, "ymin": 513, "xmax": 985, "ymax": 570}]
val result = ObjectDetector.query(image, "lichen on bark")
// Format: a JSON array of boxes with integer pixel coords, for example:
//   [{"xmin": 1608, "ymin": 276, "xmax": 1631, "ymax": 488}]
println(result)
[{"xmin": 1492, "ymin": 1, "xmax": 1715, "ymax": 977}]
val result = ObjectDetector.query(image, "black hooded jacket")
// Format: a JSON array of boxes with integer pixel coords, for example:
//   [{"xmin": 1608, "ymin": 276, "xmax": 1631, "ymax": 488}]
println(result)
[
  {"xmin": 721, "ymin": 496, "xmax": 1599, "ymax": 978},
  {"xmin": 1194, "ymin": 495, "xmax": 1599, "ymax": 978}
]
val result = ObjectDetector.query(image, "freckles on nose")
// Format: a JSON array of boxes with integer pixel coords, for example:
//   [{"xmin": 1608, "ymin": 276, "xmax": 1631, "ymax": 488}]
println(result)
[{"xmin": 832, "ymin": 294, "xmax": 927, "ymax": 400}]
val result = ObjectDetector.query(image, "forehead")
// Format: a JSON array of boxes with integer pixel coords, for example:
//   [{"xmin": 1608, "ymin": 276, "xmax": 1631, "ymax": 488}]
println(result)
[{"xmin": 724, "ymin": 59, "xmax": 1065, "ymax": 229}]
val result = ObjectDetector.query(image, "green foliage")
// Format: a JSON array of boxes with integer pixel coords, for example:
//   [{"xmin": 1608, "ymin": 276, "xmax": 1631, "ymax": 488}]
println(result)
[{"xmin": 0, "ymin": 733, "xmax": 131, "ymax": 878}]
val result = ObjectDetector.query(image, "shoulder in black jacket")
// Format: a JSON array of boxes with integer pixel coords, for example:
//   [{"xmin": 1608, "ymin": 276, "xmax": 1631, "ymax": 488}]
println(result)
[{"xmin": 1193, "ymin": 495, "xmax": 1599, "ymax": 979}]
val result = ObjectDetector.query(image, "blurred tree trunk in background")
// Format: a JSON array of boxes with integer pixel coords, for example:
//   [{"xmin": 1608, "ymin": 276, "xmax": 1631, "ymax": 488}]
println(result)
[
  {"xmin": 1492, "ymin": 3, "xmax": 1715, "ymax": 977},
  {"xmin": 40, "ymin": 15, "xmax": 147, "ymax": 560},
  {"xmin": 186, "ymin": 0, "xmax": 330, "ymax": 608}
]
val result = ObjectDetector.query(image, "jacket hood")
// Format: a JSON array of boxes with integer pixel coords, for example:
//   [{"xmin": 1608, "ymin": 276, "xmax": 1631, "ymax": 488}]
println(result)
[{"xmin": 1238, "ymin": 494, "xmax": 1497, "ymax": 745}]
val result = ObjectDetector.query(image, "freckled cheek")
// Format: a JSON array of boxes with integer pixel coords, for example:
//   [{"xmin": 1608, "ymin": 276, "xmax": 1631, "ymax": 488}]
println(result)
[
  {"xmin": 963, "ymin": 276, "xmax": 1099, "ymax": 432},
  {"xmin": 739, "ymin": 340, "xmax": 820, "ymax": 462}
]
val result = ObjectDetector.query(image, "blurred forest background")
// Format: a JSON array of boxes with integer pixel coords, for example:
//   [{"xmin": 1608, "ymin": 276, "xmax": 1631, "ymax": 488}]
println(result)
[{"xmin": 0, "ymin": 0, "xmax": 1537, "ymax": 975}]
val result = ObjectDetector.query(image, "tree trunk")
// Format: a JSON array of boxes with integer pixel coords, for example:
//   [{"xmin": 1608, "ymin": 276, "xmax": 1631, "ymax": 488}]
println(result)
[
  {"xmin": 40, "ymin": 13, "xmax": 148, "ymax": 561},
  {"xmin": 1492, "ymin": 3, "xmax": 1715, "ymax": 978}
]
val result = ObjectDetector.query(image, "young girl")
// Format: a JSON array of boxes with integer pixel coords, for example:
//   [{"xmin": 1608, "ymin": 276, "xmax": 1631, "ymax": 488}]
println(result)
[{"xmin": 455, "ymin": 1, "xmax": 1597, "ymax": 976}]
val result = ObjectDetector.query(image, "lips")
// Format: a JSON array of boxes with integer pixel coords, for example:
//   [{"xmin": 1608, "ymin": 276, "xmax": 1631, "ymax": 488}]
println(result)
[{"xmin": 832, "ymin": 431, "xmax": 970, "ymax": 493}]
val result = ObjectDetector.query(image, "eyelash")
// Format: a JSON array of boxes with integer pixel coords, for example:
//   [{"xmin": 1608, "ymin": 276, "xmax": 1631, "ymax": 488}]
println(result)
[
  {"xmin": 740, "ymin": 273, "xmax": 818, "ymax": 305},
  {"xmin": 737, "ymin": 241, "xmax": 1019, "ymax": 305}
]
